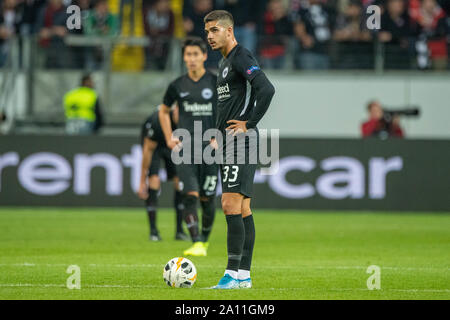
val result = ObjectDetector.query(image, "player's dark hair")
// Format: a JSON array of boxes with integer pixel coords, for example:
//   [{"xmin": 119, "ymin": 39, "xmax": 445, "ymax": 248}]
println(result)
[
  {"xmin": 203, "ymin": 10, "xmax": 234, "ymax": 26},
  {"xmin": 182, "ymin": 37, "xmax": 208, "ymax": 55}
]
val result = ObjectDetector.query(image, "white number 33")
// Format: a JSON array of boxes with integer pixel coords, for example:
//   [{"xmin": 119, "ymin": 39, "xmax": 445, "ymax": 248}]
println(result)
[{"xmin": 222, "ymin": 165, "xmax": 239, "ymax": 183}]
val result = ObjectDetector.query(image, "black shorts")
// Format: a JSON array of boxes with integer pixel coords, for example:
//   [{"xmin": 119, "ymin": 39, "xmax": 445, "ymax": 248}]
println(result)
[
  {"xmin": 177, "ymin": 163, "xmax": 219, "ymax": 197},
  {"xmin": 220, "ymin": 163, "xmax": 257, "ymax": 198},
  {"xmin": 220, "ymin": 132, "xmax": 259, "ymax": 198},
  {"xmin": 148, "ymin": 145, "xmax": 177, "ymax": 180}
]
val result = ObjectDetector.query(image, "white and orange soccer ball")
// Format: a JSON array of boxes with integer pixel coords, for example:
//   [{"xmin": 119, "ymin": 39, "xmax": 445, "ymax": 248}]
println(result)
[{"xmin": 163, "ymin": 257, "xmax": 197, "ymax": 288}]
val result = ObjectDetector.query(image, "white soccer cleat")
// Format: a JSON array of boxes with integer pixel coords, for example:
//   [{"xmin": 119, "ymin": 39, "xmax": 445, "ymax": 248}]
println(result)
[{"xmin": 239, "ymin": 278, "xmax": 252, "ymax": 289}]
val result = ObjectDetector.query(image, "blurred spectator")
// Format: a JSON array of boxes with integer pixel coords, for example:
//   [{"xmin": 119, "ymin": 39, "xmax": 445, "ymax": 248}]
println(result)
[
  {"xmin": 361, "ymin": 100, "xmax": 404, "ymax": 138},
  {"xmin": 75, "ymin": 0, "xmax": 93, "ymax": 31},
  {"xmin": 293, "ymin": 0, "xmax": 336, "ymax": 70},
  {"xmin": 64, "ymin": 74, "xmax": 104, "ymax": 135},
  {"xmin": 258, "ymin": 0, "xmax": 293, "ymax": 69},
  {"xmin": 143, "ymin": 0, "xmax": 174, "ymax": 70},
  {"xmin": 379, "ymin": 0, "xmax": 419, "ymax": 69},
  {"xmin": 183, "ymin": 0, "xmax": 221, "ymax": 68},
  {"xmin": 333, "ymin": 0, "xmax": 373, "ymax": 69},
  {"xmin": 219, "ymin": 0, "xmax": 260, "ymax": 54},
  {"xmin": 84, "ymin": 0, "xmax": 119, "ymax": 70},
  {"xmin": 411, "ymin": 0, "xmax": 448, "ymax": 70},
  {"xmin": 183, "ymin": 0, "xmax": 214, "ymax": 38},
  {"xmin": 334, "ymin": 0, "xmax": 370, "ymax": 42},
  {"xmin": 85, "ymin": 0, "xmax": 119, "ymax": 36},
  {"xmin": 0, "ymin": 0, "xmax": 21, "ymax": 67},
  {"xmin": 36, "ymin": 0, "xmax": 70, "ymax": 69},
  {"xmin": 19, "ymin": 0, "xmax": 46, "ymax": 35}
]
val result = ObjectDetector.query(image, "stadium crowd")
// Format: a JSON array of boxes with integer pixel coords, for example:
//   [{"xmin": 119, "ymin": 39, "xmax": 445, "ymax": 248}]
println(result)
[{"xmin": 0, "ymin": 0, "xmax": 449, "ymax": 70}]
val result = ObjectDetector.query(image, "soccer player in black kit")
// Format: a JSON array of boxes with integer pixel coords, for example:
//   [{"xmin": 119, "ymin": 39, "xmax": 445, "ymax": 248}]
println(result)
[
  {"xmin": 204, "ymin": 10, "xmax": 275, "ymax": 289},
  {"xmin": 138, "ymin": 107, "xmax": 188, "ymax": 241},
  {"xmin": 159, "ymin": 37, "xmax": 219, "ymax": 257}
]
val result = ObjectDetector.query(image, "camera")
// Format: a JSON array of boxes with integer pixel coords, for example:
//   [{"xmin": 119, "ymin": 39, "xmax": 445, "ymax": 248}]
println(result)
[
  {"xmin": 377, "ymin": 106, "xmax": 420, "ymax": 139},
  {"xmin": 383, "ymin": 107, "xmax": 420, "ymax": 120}
]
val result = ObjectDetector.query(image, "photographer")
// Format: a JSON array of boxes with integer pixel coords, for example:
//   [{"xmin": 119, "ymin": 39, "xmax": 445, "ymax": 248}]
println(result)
[{"xmin": 361, "ymin": 100, "xmax": 404, "ymax": 139}]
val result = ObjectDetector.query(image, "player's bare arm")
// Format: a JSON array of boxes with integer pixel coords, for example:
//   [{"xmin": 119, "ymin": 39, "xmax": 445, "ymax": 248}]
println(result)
[
  {"xmin": 138, "ymin": 137, "xmax": 158, "ymax": 200},
  {"xmin": 159, "ymin": 104, "xmax": 180, "ymax": 150}
]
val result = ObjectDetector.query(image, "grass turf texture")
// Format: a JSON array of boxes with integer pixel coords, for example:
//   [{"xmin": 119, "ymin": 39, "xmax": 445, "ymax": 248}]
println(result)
[{"xmin": 0, "ymin": 208, "xmax": 449, "ymax": 300}]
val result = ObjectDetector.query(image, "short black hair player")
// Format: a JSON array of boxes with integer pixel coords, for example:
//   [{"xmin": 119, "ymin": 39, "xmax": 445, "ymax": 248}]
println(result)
[
  {"xmin": 138, "ymin": 106, "xmax": 188, "ymax": 241},
  {"xmin": 159, "ymin": 37, "xmax": 219, "ymax": 257},
  {"xmin": 204, "ymin": 10, "xmax": 275, "ymax": 289}
]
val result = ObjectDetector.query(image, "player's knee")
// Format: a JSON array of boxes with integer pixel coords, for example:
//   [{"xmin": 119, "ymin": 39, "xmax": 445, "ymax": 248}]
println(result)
[
  {"xmin": 200, "ymin": 196, "xmax": 214, "ymax": 203},
  {"xmin": 187, "ymin": 191, "xmax": 200, "ymax": 198},
  {"xmin": 148, "ymin": 175, "xmax": 161, "ymax": 190},
  {"xmin": 242, "ymin": 207, "xmax": 252, "ymax": 218},
  {"xmin": 201, "ymin": 196, "xmax": 216, "ymax": 209},
  {"xmin": 172, "ymin": 177, "xmax": 181, "ymax": 191},
  {"xmin": 221, "ymin": 196, "xmax": 241, "ymax": 215},
  {"xmin": 183, "ymin": 194, "xmax": 198, "ymax": 214},
  {"xmin": 241, "ymin": 199, "xmax": 252, "ymax": 217}
]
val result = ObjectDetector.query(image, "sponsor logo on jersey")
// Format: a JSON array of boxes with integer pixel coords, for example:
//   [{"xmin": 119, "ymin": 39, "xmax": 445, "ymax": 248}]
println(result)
[
  {"xmin": 222, "ymin": 67, "xmax": 229, "ymax": 78},
  {"xmin": 217, "ymin": 83, "xmax": 231, "ymax": 100},
  {"xmin": 182, "ymin": 101, "xmax": 213, "ymax": 116},
  {"xmin": 246, "ymin": 65, "xmax": 260, "ymax": 75},
  {"xmin": 202, "ymin": 88, "xmax": 213, "ymax": 100},
  {"xmin": 180, "ymin": 92, "xmax": 190, "ymax": 98}
]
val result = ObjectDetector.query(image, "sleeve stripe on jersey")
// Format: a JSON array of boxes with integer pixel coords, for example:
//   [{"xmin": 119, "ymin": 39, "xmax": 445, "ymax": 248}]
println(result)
[{"xmin": 239, "ymin": 80, "xmax": 252, "ymax": 117}]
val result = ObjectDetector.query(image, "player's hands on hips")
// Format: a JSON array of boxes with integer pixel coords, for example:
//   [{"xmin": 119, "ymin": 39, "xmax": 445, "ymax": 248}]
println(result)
[
  {"xmin": 138, "ymin": 182, "xmax": 148, "ymax": 200},
  {"xmin": 226, "ymin": 120, "xmax": 248, "ymax": 136}
]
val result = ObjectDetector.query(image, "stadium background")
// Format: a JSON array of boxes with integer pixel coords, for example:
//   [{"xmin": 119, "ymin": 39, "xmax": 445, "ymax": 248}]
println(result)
[{"xmin": 0, "ymin": 0, "xmax": 449, "ymax": 300}]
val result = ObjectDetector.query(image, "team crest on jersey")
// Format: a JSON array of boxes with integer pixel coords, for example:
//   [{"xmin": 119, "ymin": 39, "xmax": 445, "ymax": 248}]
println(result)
[
  {"xmin": 202, "ymin": 88, "xmax": 213, "ymax": 100},
  {"xmin": 222, "ymin": 67, "xmax": 229, "ymax": 78}
]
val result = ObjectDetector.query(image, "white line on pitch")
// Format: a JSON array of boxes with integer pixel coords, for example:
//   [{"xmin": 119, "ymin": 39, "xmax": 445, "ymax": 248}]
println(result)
[
  {"xmin": 0, "ymin": 283, "xmax": 161, "ymax": 289},
  {"xmin": 0, "ymin": 263, "xmax": 448, "ymax": 271}
]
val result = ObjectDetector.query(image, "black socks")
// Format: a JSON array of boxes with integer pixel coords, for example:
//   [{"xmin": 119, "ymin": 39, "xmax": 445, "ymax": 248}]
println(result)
[
  {"xmin": 225, "ymin": 214, "xmax": 245, "ymax": 272},
  {"xmin": 174, "ymin": 191, "xmax": 184, "ymax": 234},
  {"xmin": 239, "ymin": 215, "xmax": 255, "ymax": 271},
  {"xmin": 183, "ymin": 195, "xmax": 200, "ymax": 242},
  {"xmin": 146, "ymin": 188, "xmax": 159, "ymax": 234},
  {"xmin": 200, "ymin": 197, "xmax": 216, "ymax": 242}
]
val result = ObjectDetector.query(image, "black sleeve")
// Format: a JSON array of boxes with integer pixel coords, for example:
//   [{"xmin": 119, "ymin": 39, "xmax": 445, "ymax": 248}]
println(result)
[
  {"xmin": 233, "ymin": 50, "xmax": 275, "ymax": 129},
  {"xmin": 212, "ymin": 75, "xmax": 218, "ymax": 127},
  {"xmin": 94, "ymin": 99, "xmax": 103, "ymax": 132},
  {"xmin": 140, "ymin": 121, "xmax": 147, "ymax": 145},
  {"xmin": 141, "ymin": 116, "xmax": 158, "ymax": 144},
  {"xmin": 162, "ymin": 81, "xmax": 178, "ymax": 107},
  {"xmin": 246, "ymin": 72, "xmax": 275, "ymax": 129},
  {"xmin": 232, "ymin": 49, "xmax": 262, "ymax": 82}
]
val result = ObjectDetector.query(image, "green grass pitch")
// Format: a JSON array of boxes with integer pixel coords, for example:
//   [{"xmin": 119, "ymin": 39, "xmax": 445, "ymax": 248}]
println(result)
[{"xmin": 0, "ymin": 208, "xmax": 449, "ymax": 300}]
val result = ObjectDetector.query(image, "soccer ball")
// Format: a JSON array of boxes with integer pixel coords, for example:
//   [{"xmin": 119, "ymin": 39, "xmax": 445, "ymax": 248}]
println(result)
[{"xmin": 163, "ymin": 257, "xmax": 197, "ymax": 288}]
